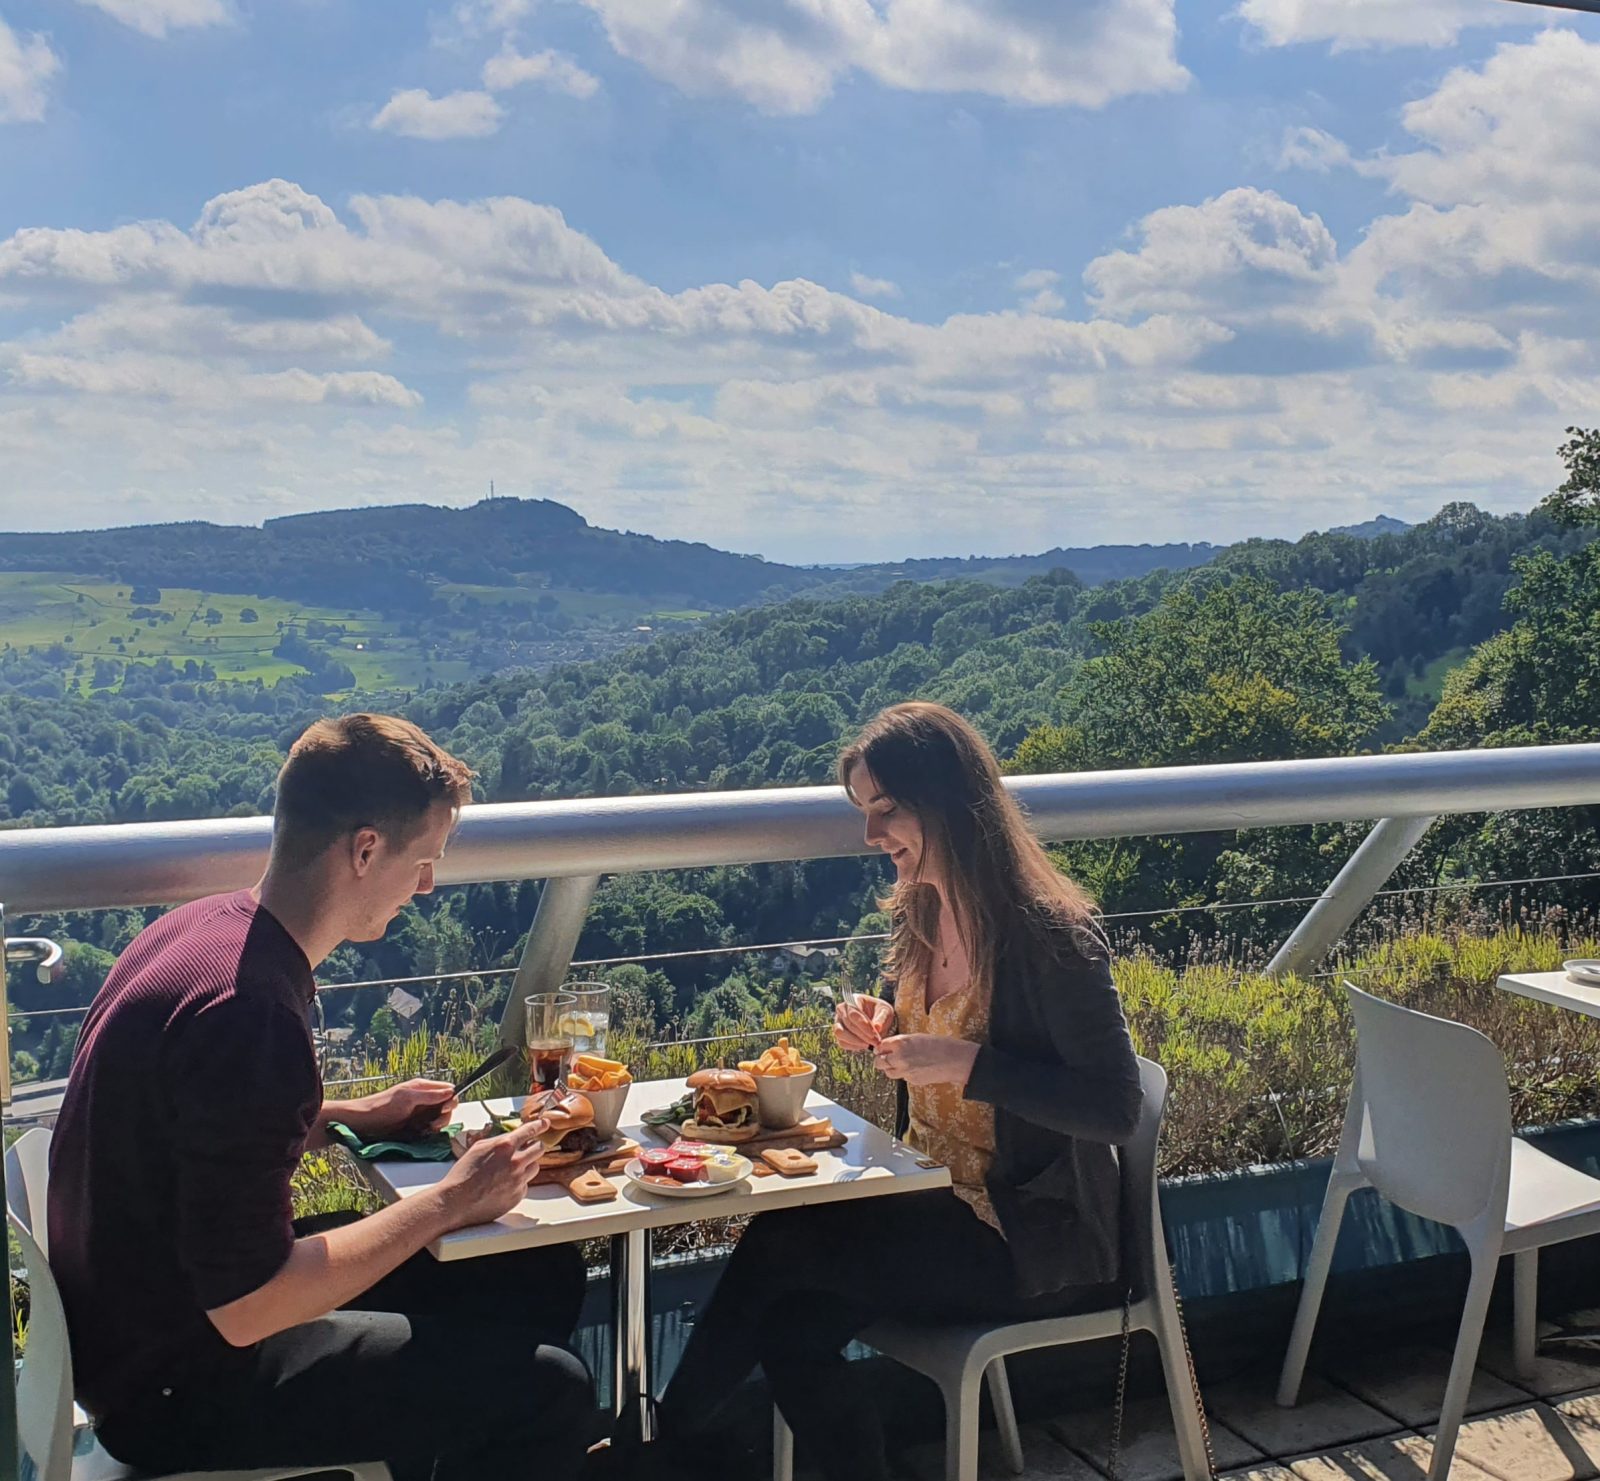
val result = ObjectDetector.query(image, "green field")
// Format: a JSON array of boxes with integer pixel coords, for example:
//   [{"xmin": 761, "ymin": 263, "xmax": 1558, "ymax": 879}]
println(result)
[
  {"xmin": 0, "ymin": 570, "xmax": 710, "ymax": 696},
  {"xmin": 0, "ymin": 573, "xmax": 436, "ymax": 691}
]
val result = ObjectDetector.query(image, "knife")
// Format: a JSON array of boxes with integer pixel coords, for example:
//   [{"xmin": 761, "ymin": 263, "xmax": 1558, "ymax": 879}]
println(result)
[{"xmin": 451, "ymin": 1044, "xmax": 520, "ymax": 1099}]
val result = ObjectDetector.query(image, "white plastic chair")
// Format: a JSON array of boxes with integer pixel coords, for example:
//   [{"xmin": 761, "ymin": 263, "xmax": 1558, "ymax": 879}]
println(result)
[
  {"xmin": 1277, "ymin": 983, "xmax": 1600, "ymax": 1481},
  {"xmin": 6, "ymin": 1127, "xmax": 391, "ymax": 1481},
  {"xmin": 772, "ymin": 1057, "xmax": 1211, "ymax": 1481}
]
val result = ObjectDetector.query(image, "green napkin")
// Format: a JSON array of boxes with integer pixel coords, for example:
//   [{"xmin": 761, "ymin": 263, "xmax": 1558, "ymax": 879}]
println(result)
[{"xmin": 325, "ymin": 1120, "xmax": 458, "ymax": 1162}]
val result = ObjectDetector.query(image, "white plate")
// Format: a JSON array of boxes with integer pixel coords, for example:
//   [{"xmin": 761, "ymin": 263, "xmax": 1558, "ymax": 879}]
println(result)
[
  {"xmin": 1566, "ymin": 959, "xmax": 1600, "ymax": 987},
  {"xmin": 624, "ymin": 1155, "xmax": 751, "ymax": 1198}
]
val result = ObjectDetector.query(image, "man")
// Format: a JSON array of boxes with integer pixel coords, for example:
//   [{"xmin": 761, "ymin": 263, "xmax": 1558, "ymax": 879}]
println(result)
[{"xmin": 49, "ymin": 713, "xmax": 594, "ymax": 1480}]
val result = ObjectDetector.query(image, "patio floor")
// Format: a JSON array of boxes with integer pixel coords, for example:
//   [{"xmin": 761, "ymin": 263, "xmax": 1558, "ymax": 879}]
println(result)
[{"xmin": 876, "ymin": 1334, "xmax": 1600, "ymax": 1481}]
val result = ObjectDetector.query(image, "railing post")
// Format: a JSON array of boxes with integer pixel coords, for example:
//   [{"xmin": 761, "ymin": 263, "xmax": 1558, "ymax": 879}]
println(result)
[
  {"xmin": 3, "ymin": 899, "xmax": 20, "ymax": 1481},
  {"xmin": 1265, "ymin": 816, "xmax": 1437, "ymax": 979},
  {"xmin": 498, "ymin": 875, "xmax": 601, "ymax": 1050}
]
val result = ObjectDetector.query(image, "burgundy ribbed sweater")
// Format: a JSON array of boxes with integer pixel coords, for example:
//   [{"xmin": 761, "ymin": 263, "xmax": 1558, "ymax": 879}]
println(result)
[{"xmin": 47, "ymin": 890, "xmax": 321, "ymax": 1418}]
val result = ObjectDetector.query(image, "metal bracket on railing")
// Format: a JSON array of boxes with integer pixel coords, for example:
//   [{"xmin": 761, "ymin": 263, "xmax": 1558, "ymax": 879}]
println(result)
[
  {"xmin": 4, "ymin": 937, "xmax": 63, "ymax": 986},
  {"xmin": 1264, "ymin": 816, "xmax": 1438, "ymax": 979},
  {"xmin": 498, "ymin": 874, "xmax": 602, "ymax": 1050}
]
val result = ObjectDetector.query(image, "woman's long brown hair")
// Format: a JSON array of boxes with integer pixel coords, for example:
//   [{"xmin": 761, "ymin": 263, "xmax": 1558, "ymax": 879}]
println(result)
[{"xmin": 837, "ymin": 701, "xmax": 1099, "ymax": 998}]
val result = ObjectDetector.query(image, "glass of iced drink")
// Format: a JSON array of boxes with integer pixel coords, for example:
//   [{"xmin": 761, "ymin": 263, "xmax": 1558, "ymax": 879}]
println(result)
[
  {"xmin": 559, "ymin": 981, "xmax": 611, "ymax": 1058},
  {"xmin": 525, "ymin": 992, "xmax": 578, "ymax": 1092}
]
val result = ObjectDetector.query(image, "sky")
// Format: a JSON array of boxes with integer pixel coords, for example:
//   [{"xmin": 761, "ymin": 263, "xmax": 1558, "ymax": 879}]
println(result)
[{"xmin": 1, "ymin": 0, "xmax": 1598, "ymax": 564}]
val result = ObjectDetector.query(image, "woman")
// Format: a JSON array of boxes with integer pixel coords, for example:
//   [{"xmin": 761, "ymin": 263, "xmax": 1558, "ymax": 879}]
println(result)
[{"xmin": 651, "ymin": 701, "xmax": 1143, "ymax": 1481}]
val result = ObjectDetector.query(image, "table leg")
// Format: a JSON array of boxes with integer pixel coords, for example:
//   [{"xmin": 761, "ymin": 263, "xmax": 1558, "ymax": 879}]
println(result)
[{"xmin": 611, "ymin": 1228, "xmax": 655, "ymax": 1441}]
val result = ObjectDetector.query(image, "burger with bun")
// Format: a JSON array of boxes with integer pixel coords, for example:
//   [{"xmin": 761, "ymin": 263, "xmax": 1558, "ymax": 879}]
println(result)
[
  {"xmin": 520, "ymin": 1087, "xmax": 601, "ymax": 1166},
  {"xmin": 682, "ymin": 1068, "xmax": 759, "ymax": 1144}
]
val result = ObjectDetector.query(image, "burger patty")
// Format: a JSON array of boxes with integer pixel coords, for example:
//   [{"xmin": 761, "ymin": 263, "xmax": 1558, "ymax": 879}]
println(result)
[{"xmin": 558, "ymin": 1125, "xmax": 602, "ymax": 1155}]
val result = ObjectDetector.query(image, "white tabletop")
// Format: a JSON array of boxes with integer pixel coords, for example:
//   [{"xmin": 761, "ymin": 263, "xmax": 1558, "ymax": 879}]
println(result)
[
  {"xmin": 1496, "ymin": 970, "xmax": 1600, "ymax": 1019},
  {"xmin": 359, "ymin": 1077, "xmax": 952, "ymax": 1261}
]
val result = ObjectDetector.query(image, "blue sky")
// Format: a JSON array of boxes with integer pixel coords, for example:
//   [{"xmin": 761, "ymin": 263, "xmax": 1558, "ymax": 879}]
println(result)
[{"xmin": 1, "ymin": 0, "xmax": 1597, "ymax": 562}]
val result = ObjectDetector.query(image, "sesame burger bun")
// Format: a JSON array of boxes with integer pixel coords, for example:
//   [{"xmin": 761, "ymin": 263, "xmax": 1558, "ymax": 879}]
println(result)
[
  {"xmin": 521, "ymin": 1089, "xmax": 600, "ymax": 1166},
  {"xmin": 683, "ymin": 1068, "xmax": 760, "ymax": 1144}
]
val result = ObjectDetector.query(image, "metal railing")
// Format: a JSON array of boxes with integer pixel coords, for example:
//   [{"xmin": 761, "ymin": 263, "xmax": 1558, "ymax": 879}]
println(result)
[
  {"xmin": 3, "ymin": 742, "xmax": 1598, "ymax": 1053},
  {"xmin": 4, "ymin": 744, "xmax": 1597, "ymax": 914}
]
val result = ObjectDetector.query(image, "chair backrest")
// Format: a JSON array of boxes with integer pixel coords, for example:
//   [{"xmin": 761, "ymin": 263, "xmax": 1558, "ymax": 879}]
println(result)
[
  {"xmin": 10, "ymin": 1209, "xmax": 78, "ymax": 1481},
  {"xmin": 1344, "ymin": 982, "xmax": 1513, "ymax": 1229},
  {"xmin": 1124, "ymin": 1055, "xmax": 1170, "ymax": 1302},
  {"xmin": 6, "ymin": 1125, "xmax": 53, "ymax": 1252}
]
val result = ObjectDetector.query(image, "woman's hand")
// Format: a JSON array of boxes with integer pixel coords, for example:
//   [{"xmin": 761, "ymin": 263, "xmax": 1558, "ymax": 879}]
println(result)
[
  {"xmin": 873, "ymin": 1034, "xmax": 979, "ymax": 1088},
  {"xmin": 834, "ymin": 996, "xmax": 896, "ymax": 1052}
]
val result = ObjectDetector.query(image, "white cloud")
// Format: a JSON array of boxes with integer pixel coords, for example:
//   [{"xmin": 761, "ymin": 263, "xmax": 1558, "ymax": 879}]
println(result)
[
  {"xmin": 8, "ymin": 34, "xmax": 1600, "ymax": 556},
  {"xmin": 1277, "ymin": 125, "xmax": 1356, "ymax": 173},
  {"xmin": 6, "ymin": 352, "xmax": 420, "ymax": 407},
  {"xmin": 848, "ymin": 271, "xmax": 900, "ymax": 300},
  {"xmin": 0, "ymin": 15, "xmax": 60, "ymax": 123},
  {"xmin": 482, "ymin": 43, "xmax": 600, "ymax": 97},
  {"xmin": 1086, "ymin": 188, "xmax": 1338, "ymax": 318},
  {"xmin": 72, "ymin": 0, "xmax": 228, "ymax": 38},
  {"xmin": 580, "ymin": 0, "xmax": 1188, "ymax": 114},
  {"xmin": 371, "ymin": 87, "xmax": 504, "ymax": 139},
  {"xmin": 1237, "ymin": 0, "xmax": 1538, "ymax": 50}
]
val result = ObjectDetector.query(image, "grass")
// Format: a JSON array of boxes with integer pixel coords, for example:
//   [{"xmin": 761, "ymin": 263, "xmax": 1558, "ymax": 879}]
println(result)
[
  {"xmin": 290, "ymin": 917, "xmax": 1600, "ymax": 1261},
  {"xmin": 0, "ymin": 573, "xmax": 431, "ymax": 690}
]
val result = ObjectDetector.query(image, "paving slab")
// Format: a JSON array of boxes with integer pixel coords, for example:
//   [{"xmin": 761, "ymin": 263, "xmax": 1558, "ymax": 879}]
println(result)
[
  {"xmin": 1048, "ymin": 1394, "xmax": 1264, "ymax": 1481},
  {"xmin": 1221, "ymin": 1469, "xmax": 1298, "ymax": 1481},
  {"xmin": 1550, "ymin": 1391, "xmax": 1600, "ymax": 1468},
  {"xmin": 1284, "ymin": 1431, "xmax": 1497, "ymax": 1480},
  {"xmin": 1326, "ymin": 1344, "xmax": 1533, "ymax": 1428},
  {"xmin": 1428, "ymin": 1403, "xmax": 1598, "ymax": 1481},
  {"xmin": 1210, "ymin": 1372, "xmax": 1399, "ymax": 1455},
  {"xmin": 1477, "ymin": 1337, "xmax": 1600, "ymax": 1402},
  {"xmin": 898, "ymin": 1422, "xmax": 1101, "ymax": 1480}
]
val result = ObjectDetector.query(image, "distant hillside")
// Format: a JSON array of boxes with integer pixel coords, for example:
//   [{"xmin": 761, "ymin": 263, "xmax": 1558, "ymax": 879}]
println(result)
[
  {"xmin": 786, "ymin": 541, "xmax": 1221, "ymax": 598},
  {"xmin": 0, "ymin": 497, "xmax": 1230, "ymax": 616},
  {"xmin": 0, "ymin": 498, "xmax": 807, "ymax": 613},
  {"xmin": 1329, "ymin": 515, "xmax": 1411, "ymax": 540}
]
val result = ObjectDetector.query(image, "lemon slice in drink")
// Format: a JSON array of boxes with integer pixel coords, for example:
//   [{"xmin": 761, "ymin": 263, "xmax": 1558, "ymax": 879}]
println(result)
[{"xmin": 558, "ymin": 1013, "xmax": 595, "ymax": 1037}]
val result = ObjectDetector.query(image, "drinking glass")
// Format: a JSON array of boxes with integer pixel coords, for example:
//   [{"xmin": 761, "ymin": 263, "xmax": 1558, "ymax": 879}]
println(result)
[
  {"xmin": 525, "ymin": 991, "xmax": 577, "ymax": 1092},
  {"xmin": 559, "ymin": 981, "xmax": 611, "ymax": 1058}
]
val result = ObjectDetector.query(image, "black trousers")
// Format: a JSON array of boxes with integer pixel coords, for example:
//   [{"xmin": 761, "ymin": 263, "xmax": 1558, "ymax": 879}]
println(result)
[
  {"xmin": 656, "ymin": 1191, "xmax": 1114, "ymax": 1481},
  {"xmin": 96, "ymin": 1212, "xmax": 595, "ymax": 1481}
]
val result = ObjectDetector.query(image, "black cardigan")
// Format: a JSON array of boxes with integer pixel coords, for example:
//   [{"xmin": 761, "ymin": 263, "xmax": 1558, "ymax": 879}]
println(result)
[{"xmin": 892, "ymin": 914, "xmax": 1142, "ymax": 1297}]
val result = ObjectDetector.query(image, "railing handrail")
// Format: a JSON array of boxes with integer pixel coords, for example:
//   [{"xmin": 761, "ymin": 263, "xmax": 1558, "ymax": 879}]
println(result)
[{"xmin": 1, "ymin": 743, "xmax": 1598, "ymax": 914}]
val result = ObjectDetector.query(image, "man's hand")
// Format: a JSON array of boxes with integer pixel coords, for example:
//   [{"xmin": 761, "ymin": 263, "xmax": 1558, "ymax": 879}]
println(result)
[
  {"xmin": 873, "ymin": 1034, "xmax": 979, "ymax": 1088},
  {"xmin": 834, "ymin": 997, "xmax": 896, "ymax": 1052},
  {"xmin": 435, "ymin": 1119, "xmax": 549, "ymax": 1229},
  {"xmin": 325, "ymin": 1078, "xmax": 458, "ymax": 1141}
]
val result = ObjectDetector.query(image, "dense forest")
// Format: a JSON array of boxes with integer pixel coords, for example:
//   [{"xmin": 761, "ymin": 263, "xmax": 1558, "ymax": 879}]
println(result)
[{"xmin": 4, "ymin": 433, "xmax": 1598, "ymax": 1081}]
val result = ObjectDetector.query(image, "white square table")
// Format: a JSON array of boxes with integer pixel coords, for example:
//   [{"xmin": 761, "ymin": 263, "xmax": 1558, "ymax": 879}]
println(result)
[
  {"xmin": 1494, "ymin": 969, "xmax": 1600, "ymax": 1355},
  {"xmin": 357, "ymin": 1076, "xmax": 950, "ymax": 1434},
  {"xmin": 1495, "ymin": 969, "xmax": 1600, "ymax": 1019}
]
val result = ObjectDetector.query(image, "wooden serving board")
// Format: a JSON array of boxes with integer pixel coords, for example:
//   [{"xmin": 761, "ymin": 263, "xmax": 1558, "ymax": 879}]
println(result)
[
  {"xmin": 643, "ymin": 1116, "xmax": 845, "ymax": 1155},
  {"xmin": 530, "ymin": 1136, "xmax": 640, "ymax": 1186}
]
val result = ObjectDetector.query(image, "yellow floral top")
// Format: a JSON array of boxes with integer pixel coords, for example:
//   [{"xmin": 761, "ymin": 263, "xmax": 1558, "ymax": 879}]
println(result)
[{"xmin": 899, "ymin": 974, "xmax": 1002, "ymax": 1235}]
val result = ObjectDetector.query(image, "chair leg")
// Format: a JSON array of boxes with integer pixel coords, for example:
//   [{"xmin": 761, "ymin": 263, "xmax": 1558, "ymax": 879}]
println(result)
[
  {"xmin": 942, "ymin": 1361, "xmax": 985, "ymax": 1481},
  {"xmin": 1430, "ymin": 1244, "xmax": 1499, "ymax": 1481},
  {"xmin": 1513, "ymin": 1249, "xmax": 1539, "ymax": 1381},
  {"xmin": 772, "ymin": 1405, "xmax": 794, "ymax": 1481},
  {"xmin": 1277, "ymin": 1172, "xmax": 1360, "ymax": 1407},
  {"xmin": 984, "ymin": 1357, "xmax": 1025, "ymax": 1476},
  {"xmin": 1151, "ymin": 1294, "xmax": 1212, "ymax": 1481}
]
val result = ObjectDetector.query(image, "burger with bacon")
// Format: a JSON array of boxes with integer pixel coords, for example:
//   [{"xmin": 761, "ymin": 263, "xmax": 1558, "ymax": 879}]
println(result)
[{"xmin": 681, "ymin": 1068, "xmax": 760, "ymax": 1144}]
